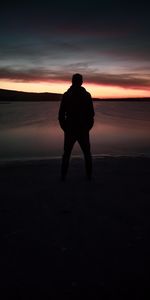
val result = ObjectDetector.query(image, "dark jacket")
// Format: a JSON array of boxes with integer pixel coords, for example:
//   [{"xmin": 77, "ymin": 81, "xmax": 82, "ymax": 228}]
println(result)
[{"xmin": 58, "ymin": 85, "xmax": 95, "ymax": 133}]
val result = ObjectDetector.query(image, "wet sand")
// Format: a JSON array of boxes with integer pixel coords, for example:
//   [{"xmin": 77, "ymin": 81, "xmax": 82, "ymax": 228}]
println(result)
[{"xmin": 0, "ymin": 156, "xmax": 150, "ymax": 298}]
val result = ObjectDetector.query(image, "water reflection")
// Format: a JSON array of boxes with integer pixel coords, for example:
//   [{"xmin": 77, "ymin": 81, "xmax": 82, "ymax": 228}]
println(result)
[{"xmin": 0, "ymin": 101, "xmax": 150, "ymax": 161}]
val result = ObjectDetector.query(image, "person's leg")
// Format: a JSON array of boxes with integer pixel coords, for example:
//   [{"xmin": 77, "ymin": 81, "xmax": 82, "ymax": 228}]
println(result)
[
  {"xmin": 78, "ymin": 132, "xmax": 92, "ymax": 180},
  {"xmin": 61, "ymin": 132, "xmax": 76, "ymax": 180}
]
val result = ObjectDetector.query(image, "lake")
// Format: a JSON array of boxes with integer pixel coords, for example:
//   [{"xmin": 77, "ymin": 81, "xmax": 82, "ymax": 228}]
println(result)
[{"xmin": 0, "ymin": 101, "xmax": 150, "ymax": 162}]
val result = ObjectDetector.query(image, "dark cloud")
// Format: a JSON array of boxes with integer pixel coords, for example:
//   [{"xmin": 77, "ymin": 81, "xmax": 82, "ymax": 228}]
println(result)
[
  {"xmin": 0, "ymin": 66, "xmax": 150, "ymax": 90},
  {"xmin": 0, "ymin": 0, "xmax": 150, "ymax": 92},
  {"xmin": 0, "ymin": 0, "xmax": 150, "ymax": 37},
  {"xmin": 85, "ymin": 72, "xmax": 150, "ymax": 90}
]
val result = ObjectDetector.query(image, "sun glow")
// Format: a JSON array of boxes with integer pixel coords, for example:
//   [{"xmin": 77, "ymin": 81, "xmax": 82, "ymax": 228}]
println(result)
[
  {"xmin": 86, "ymin": 83, "xmax": 150, "ymax": 98},
  {"xmin": 0, "ymin": 80, "xmax": 150, "ymax": 99}
]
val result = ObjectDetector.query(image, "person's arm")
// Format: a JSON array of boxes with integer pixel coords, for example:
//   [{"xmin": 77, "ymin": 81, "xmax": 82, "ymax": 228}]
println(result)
[
  {"xmin": 58, "ymin": 94, "xmax": 67, "ymax": 131},
  {"xmin": 87, "ymin": 93, "xmax": 95, "ymax": 130}
]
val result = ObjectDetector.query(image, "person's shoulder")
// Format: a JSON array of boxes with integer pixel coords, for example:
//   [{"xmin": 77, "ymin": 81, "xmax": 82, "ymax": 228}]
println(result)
[
  {"xmin": 63, "ymin": 91, "xmax": 68, "ymax": 97},
  {"xmin": 62, "ymin": 88, "xmax": 71, "ymax": 99},
  {"xmin": 87, "ymin": 91, "xmax": 92, "ymax": 98},
  {"xmin": 64, "ymin": 87, "xmax": 73, "ymax": 96},
  {"xmin": 81, "ymin": 87, "xmax": 91, "ymax": 98}
]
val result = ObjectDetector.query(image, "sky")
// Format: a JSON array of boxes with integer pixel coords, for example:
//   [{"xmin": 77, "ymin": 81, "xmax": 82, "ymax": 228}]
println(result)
[{"xmin": 0, "ymin": 0, "xmax": 150, "ymax": 98}]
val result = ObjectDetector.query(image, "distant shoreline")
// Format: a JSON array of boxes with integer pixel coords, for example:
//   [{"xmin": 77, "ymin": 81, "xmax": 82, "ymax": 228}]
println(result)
[
  {"xmin": 1, "ymin": 98, "xmax": 150, "ymax": 102},
  {"xmin": 1, "ymin": 154, "xmax": 150, "ymax": 166},
  {"xmin": 0, "ymin": 88, "xmax": 150, "ymax": 102}
]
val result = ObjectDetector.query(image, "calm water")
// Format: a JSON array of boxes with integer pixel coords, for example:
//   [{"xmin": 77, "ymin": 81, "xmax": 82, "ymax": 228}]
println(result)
[{"xmin": 0, "ymin": 101, "xmax": 150, "ymax": 161}]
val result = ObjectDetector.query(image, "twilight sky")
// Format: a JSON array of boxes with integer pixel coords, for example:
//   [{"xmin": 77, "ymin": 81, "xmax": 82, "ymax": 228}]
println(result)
[{"xmin": 0, "ymin": 0, "xmax": 150, "ymax": 98}]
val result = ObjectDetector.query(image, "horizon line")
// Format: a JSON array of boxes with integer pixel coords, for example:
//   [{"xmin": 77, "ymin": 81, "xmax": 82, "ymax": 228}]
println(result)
[{"xmin": 1, "ymin": 87, "xmax": 150, "ymax": 100}]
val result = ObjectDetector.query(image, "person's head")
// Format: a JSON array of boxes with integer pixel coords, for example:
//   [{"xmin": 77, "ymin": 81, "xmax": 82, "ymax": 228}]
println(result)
[{"xmin": 72, "ymin": 73, "xmax": 83, "ymax": 87}]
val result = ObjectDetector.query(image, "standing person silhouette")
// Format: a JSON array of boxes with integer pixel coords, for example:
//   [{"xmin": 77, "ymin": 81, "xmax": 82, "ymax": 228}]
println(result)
[{"xmin": 58, "ymin": 73, "xmax": 95, "ymax": 181}]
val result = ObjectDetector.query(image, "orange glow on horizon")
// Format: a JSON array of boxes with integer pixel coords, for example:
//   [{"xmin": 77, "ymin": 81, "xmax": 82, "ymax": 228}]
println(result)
[{"xmin": 0, "ymin": 79, "xmax": 150, "ymax": 99}]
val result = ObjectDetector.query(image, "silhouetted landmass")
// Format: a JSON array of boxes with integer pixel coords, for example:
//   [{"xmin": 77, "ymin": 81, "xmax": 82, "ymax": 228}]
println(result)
[
  {"xmin": 0, "ymin": 89, "xmax": 62, "ymax": 102},
  {"xmin": 0, "ymin": 88, "xmax": 150, "ymax": 102}
]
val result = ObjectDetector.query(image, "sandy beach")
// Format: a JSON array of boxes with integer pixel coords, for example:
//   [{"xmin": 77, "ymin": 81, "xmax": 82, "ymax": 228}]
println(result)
[{"xmin": 0, "ymin": 156, "xmax": 150, "ymax": 297}]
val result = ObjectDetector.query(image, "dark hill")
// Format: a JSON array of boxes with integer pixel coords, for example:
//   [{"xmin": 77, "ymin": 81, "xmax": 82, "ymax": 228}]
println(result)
[
  {"xmin": 0, "ymin": 89, "xmax": 62, "ymax": 102},
  {"xmin": 0, "ymin": 88, "xmax": 150, "ymax": 102}
]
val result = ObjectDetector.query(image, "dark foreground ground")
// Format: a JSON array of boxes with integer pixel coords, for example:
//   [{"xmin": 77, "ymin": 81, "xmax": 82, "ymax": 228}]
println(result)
[{"xmin": 0, "ymin": 156, "xmax": 150, "ymax": 298}]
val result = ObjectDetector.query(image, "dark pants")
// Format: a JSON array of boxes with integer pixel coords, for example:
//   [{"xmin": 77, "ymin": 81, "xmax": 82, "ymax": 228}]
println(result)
[{"xmin": 61, "ymin": 130, "xmax": 92, "ymax": 179}]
